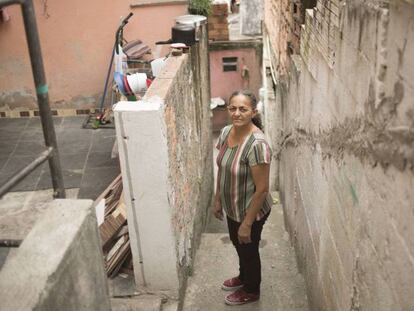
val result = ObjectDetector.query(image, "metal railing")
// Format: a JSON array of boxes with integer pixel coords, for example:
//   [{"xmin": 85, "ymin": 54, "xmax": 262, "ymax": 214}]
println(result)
[{"xmin": 0, "ymin": 0, "xmax": 65, "ymax": 198}]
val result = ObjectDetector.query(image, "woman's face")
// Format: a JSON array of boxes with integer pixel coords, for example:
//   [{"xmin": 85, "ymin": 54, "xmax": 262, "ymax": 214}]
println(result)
[{"xmin": 228, "ymin": 95, "xmax": 257, "ymax": 128}]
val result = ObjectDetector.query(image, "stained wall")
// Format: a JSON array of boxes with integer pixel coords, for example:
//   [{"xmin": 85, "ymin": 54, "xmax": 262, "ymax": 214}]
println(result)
[
  {"xmin": 264, "ymin": 0, "xmax": 414, "ymax": 309},
  {"xmin": 0, "ymin": 0, "xmax": 186, "ymax": 114}
]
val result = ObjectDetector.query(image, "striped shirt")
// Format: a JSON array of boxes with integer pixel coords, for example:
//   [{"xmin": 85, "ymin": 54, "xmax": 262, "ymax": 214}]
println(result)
[{"xmin": 216, "ymin": 125, "xmax": 273, "ymax": 222}]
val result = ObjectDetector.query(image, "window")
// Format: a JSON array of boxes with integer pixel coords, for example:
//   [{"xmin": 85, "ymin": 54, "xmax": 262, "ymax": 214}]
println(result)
[{"xmin": 222, "ymin": 57, "xmax": 238, "ymax": 72}]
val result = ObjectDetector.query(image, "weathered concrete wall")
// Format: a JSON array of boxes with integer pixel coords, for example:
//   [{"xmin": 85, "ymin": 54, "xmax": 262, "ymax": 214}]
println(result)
[
  {"xmin": 0, "ymin": 199, "xmax": 110, "ymax": 311},
  {"xmin": 209, "ymin": 41, "xmax": 262, "ymax": 103},
  {"xmin": 261, "ymin": 36, "xmax": 281, "ymax": 191},
  {"xmin": 114, "ymin": 23, "xmax": 213, "ymax": 296},
  {"xmin": 240, "ymin": 0, "xmax": 263, "ymax": 35},
  {"xmin": 264, "ymin": 0, "xmax": 414, "ymax": 310},
  {"xmin": 0, "ymin": 0, "xmax": 186, "ymax": 113}
]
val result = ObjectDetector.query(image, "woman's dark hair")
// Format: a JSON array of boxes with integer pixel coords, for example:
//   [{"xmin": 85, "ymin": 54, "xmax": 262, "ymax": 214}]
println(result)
[{"xmin": 228, "ymin": 90, "xmax": 263, "ymax": 130}]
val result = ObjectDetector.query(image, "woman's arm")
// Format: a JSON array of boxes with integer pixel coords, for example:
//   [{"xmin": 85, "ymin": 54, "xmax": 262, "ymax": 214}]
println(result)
[
  {"xmin": 238, "ymin": 163, "xmax": 270, "ymax": 243},
  {"xmin": 213, "ymin": 168, "xmax": 224, "ymax": 221},
  {"xmin": 213, "ymin": 131, "xmax": 224, "ymax": 221}
]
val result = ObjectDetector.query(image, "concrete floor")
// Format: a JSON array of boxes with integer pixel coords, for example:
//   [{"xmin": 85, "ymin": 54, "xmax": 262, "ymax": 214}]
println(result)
[
  {"xmin": 183, "ymin": 199, "xmax": 310, "ymax": 311},
  {"xmin": 0, "ymin": 116, "xmax": 120, "ymax": 199}
]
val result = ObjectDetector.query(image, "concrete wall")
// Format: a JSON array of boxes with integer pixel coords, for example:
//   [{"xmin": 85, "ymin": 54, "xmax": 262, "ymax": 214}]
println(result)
[
  {"xmin": 0, "ymin": 0, "xmax": 186, "ymax": 113},
  {"xmin": 264, "ymin": 0, "xmax": 414, "ymax": 310},
  {"xmin": 209, "ymin": 41, "xmax": 262, "ymax": 102},
  {"xmin": 240, "ymin": 0, "xmax": 263, "ymax": 35},
  {"xmin": 0, "ymin": 199, "xmax": 110, "ymax": 311},
  {"xmin": 114, "ymin": 22, "xmax": 213, "ymax": 296}
]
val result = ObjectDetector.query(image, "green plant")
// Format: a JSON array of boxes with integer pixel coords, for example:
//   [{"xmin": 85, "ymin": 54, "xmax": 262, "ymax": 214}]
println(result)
[{"xmin": 188, "ymin": 0, "xmax": 212, "ymax": 16}]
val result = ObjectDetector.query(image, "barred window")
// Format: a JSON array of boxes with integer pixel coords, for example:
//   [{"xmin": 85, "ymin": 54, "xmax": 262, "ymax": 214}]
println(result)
[{"xmin": 222, "ymin": 57, "xmax": 238, "ymax": 72}]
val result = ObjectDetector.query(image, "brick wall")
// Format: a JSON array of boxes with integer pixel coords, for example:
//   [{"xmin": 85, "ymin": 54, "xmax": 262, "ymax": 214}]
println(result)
[
  {"xmin": 264, "ymin": 0, "xmax": 414, "ymax": 310},
  {"xmin": 208, "ymin": 3, "xmax": 229, "ymax": 41},
  {"xmin": 265, "ymin": 0, "xmax": 316, "ymax": 76}
]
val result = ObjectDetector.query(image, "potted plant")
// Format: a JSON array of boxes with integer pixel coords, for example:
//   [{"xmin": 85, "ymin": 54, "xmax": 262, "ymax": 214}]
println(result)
[{"xmin": 188, "ymin": 0, "xmax": 212, "ymax": 16}]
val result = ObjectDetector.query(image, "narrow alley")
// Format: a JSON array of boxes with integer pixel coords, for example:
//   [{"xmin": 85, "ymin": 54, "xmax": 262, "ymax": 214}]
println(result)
[{"xmin": 184, "ymin": 195, "xmax": 309, "ymax": 311}]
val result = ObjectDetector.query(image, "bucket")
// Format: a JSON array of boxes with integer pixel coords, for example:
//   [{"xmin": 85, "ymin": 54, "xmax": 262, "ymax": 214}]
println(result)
[
  {"xmin": 127, "ymin": 73, "xmax": 148, "ymax": 93},
  {"xmin": 151, "ymin": 58, "xmax": 167, "ymax": 77}
]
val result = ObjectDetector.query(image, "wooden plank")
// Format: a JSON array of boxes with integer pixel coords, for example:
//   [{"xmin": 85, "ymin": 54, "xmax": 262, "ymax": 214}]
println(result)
[
  {"xmin": 95, "ymin": 174, "xmax": 133, "ymax": 279},
  {"xmin": 99, "ymin": 192, "xmax": 127, "ymax": 249},
  {"xmin": 92, "ymin": 174, "xmax": 122, "ymax": 207},
  {"xmin": 106, "ymin": 239, "xmax": 131, "ymax": 278}
]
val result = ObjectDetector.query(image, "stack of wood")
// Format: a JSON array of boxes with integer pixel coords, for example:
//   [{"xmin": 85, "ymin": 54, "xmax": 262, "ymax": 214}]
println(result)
[
  {"xmin": 96, "ymin": 175, "xmax": 134, "ymax": 278},
  {"xmin": 208, "ymin": 2, "xmax": 229, "ymax": 41}
]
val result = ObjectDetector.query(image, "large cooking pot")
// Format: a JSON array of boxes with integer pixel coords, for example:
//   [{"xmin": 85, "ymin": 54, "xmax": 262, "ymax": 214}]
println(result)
[
  {"xmin": 156, "ymin": 23, "xmax": 196, "ymax": 46},
  {"xmin": 175, "ymin": 15, "xmax": 207, "ymax": 41},
  {"xmin": 172, "ymin": 23, "xmax": 196, "ymax": 46}
]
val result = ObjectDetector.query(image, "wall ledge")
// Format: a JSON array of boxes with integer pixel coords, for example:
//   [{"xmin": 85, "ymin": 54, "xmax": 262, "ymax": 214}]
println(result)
[
  {"xmin": 130, "ymin": 0, "xmax": 188, "ymax": 8},
  {"xmin": 209, "ymin": 39, "xmax": 262, "ymax": 51}
]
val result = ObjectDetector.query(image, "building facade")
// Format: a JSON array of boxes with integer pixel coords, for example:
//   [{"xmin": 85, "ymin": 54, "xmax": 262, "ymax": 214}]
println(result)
[{"xmin": 0, "ymin": 0, "xmax": 187, "ymax": 116}]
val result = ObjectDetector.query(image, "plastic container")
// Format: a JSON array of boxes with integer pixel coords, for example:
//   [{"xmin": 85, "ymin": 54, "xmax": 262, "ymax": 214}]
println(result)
[
  {"xmin": 151, "ymin": 58, "xmax": 167, "ymax": 77},
  {"xmin": 127, "ymin": 73, "xmax": 148, "ymax": 93}
]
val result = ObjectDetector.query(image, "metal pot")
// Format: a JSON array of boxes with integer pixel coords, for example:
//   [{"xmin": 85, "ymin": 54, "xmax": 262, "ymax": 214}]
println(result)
[
  {"xmin": 171, "ymin": 23, "xmax": 196, "ymax": 46},
  {"xmin": 175, "ymin": 15, "xmax": 207, "ymax": 42}
]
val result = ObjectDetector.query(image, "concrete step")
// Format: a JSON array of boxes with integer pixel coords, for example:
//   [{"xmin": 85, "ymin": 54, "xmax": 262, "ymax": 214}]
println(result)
[
  {"xmin": 161, "ymin": 300, "xmax": 178, "ymax": 311},
  {"xmin": 111, "ymin": 295, "xmax": 162, "ymax": 311},
  {"xmin": 183, "ymin": 204, "xmax": 310, "ymax": 311}
]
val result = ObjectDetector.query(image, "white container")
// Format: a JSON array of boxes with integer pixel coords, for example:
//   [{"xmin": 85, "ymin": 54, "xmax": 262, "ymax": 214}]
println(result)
[
  {"xmin": 151, "ymin": 58, "xmax": 167, "ymax": 77},
  {"xmin": 127, "ymin": 73, "xmax": 147, "ymax": 94}
]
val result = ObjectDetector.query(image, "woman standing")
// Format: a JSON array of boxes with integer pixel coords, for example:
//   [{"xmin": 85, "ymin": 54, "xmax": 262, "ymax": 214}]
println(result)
[{"xmin": 213, "ymin": 90, "xmax": 273, "ymax": 305}]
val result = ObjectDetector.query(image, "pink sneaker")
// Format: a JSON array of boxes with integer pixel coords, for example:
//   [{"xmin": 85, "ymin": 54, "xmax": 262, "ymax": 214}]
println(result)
[
  {"xmin": 221, "ymin": 277, "xmax": 243, "ymax": 291},
  {"xmin": 224, "ymin": 289, "xmax": 260, "ymax": 305}
]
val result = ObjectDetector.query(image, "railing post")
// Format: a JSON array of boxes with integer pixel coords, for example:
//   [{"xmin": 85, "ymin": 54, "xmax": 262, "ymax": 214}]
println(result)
[{"xmin": 20, "ymin": 0, "xmax": 65, "ymax": 198}]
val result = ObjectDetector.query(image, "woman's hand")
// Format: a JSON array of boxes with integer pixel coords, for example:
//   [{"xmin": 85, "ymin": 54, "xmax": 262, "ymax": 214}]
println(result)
[
  {"xmin": 238, "ymin": 222, "xmax": 252, "ymax": 244},
  {"xmin": 213, "ymin": 199, "xmax": 223, "ymax": 221}
]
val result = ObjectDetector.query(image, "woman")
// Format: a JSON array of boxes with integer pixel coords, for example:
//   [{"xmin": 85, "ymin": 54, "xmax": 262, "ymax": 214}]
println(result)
[{"xmin": 213, "ymin": 90, "xmax": 273, "ymax": 305}]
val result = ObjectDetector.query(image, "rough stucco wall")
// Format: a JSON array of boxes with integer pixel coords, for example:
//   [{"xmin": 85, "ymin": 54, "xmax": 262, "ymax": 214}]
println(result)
[
  {"xmin": 163, "ymin": 56, "xmax": 203, "ymax": 270},
  {"xmin": 261, "ymin": 37, "xmax": 281, "ymax": 191},
  {"xmin": 164, "ymin": 33, "xmax": 213, "ymax": 291},
  {"xmin": 264, "ymin": 0, "xmax": 414, "ymax": 310},
  {"xmin": 0, "ymin": 0, "xmax": 186, "ymax": 111},
  {"xmin": 190, "ymin": 22, "xmax": 214, "ymax": 264}
]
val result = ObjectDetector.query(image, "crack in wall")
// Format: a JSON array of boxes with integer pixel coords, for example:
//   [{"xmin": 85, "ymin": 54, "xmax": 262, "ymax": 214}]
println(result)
[{"xmin": 277, "ymin": 113, "xmax": 414, "ymax": 172}]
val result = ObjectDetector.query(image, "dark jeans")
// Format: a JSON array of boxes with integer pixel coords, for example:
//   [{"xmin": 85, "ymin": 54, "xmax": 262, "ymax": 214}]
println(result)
[{"xmin": 227, "ymin": 211, "xmax": 270, "ymax": 295}]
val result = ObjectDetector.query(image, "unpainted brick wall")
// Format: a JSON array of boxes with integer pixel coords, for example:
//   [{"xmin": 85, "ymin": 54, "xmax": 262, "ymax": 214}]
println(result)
[
  {"xmin": 264, "ymin": 0, "xmax": 414, "ymax": 310},
  {"xmin": 208, "ymin": 3, "xmax": 229, "ymax": 41}
]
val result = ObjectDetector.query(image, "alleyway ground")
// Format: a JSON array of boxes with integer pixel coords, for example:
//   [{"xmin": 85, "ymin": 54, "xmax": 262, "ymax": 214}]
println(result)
[
  {"xmin": 183, "ymin": 200, "xmax": 310, "ymax": 311},
  {"xmin": 182, "ymin": 134, "xmax": 309, "ymax": 310},
  {"xmin": 0, "ymin": 116, "xmax": 119, "ymax": 199}
]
